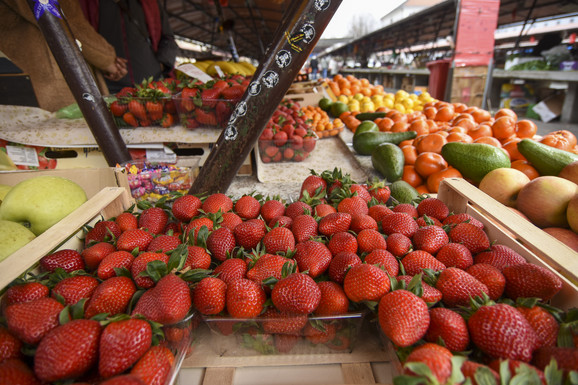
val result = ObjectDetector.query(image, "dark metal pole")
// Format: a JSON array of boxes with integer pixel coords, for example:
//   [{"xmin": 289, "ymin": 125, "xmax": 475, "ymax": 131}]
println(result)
[
  {"xmin": 189, "ymin": 0, "xmax": 342, "ymax": 195},
  {"xmin": 26, "ymin": 0, "xmax": 132, "ymax": 166}
]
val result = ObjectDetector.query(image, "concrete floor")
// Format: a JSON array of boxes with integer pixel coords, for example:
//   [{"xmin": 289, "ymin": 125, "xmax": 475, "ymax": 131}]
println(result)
[{"xmin": 530, "ymin": 118, "xmax": 578, "ymax": 137}]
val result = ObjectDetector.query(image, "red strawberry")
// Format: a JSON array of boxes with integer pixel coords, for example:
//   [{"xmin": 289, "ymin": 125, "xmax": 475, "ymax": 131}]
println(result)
[
  {"xmin": 466, "ymin": 263, "xmax": 506, "ymax": 300},
  {"xmin": 128, "ymin": 100, "xmax": 148, "ymax": 121},
  {"xmin": 303, "ymin": 136, "xmax": 316, "ymax": 153},
  {"xmin": 5, "ymin": 297, "xmax": 63, "ymax": 345},
  {"xmin": 97, "ymin": 250, "xmax": 135, "ymax": 280},
  {"xmin": 51, "ymin": 275, "xmax": 99, "ymax": 305},
  {"xmin": 186, "ymin": 217, "xmax": 214, "ymax": 241},
  {"xmin": 304, "ymin": 321, "xmax": 337, "ymax": 344},
  {"xmin": 101, "ymin": 374, "xmax": 147, "ymax": 385},
  {"xmin": 262, "ymin": 226, "xmax": 296, "ymax": 254},
  {"xmin": 273, "ymin": 131, "xmax": 288, "ymax": 147},
  {"xmin": 234, "ymin": 220, "xmax": 266, "ymax": 250},
  {"xmin": 532, "ymin": 346, "xmax": 578, "ymax": 376},
  {"xmin": 425, "ymin": 307, "xmax": 470, "ymax": 352},
  {"xmin": 132, "ymin": 274, "xmax": 191, "ymax": 324},
  {"xmin": 448, "ymin": 222, "xmax": 490, "ymax": 254},
  {"xmin": 490, "ymin": 359, "xmax": 546, "ymax": 382},
  {"xmin": 261, "ymin": 308, "xmax": 307, "ymax": 335},
  {"xmin": 474, "ymin": 244, "xmax": 527, "ymax": 270},
  {"xmin": 0, "ymin": 358, "xmax": 40, "ymax": 385},
  {"xmin": 109, "ymin": 100, "xmax": 128, "ymax": 117},
  {"xmin": 192, "ymin": 277, "xmax": 227, "ymax": 315},
  {"xmin": 99, "ymin": 318, "xmax": 152, "ymax": 378},
  {"xmin": 368, "ymin": 204, "xmax": 393, "ymax": 223},
  {"xmin": 349, "ymin": 184, "xmax": 371, "ymax": 202},
  {"xmin": 246, "ymin": 253, "xmax": 296, "ymax": 286},
  {"xmin": 328, "ymin": 251, "xmax": 362, "ymax": 284},
  {"xmin": 145, "ymin": 100, "xmax": 163, "ymax": 121},
  {"xmin": 221, "ymin": 84, "xmax": 244, "ymax": 101},
  {"xmin": 314, "ymin": 281, "xmax": 350, "ymax": 316},
  {"xmin": 318, "ymin": 212, "xmax": 352, "ymax": 236},
  {"xmin": 314, "ymin": 203, "xmax": 336, "ymax": 217},
  {"xmin": 226, "ymin": 278, "xmax": 266, "ymax": 318},
  {"xmin": 356, "ymin": 228, "xmax": 387, "ymax": 254},
  {"xmin": 196, "ymin": 109, "xmax": 217, "ymax": 126},
  {"xmin": 415, "ymin": 215, "xmax": 443, "ymax": 227},
  {"xmin": 461, "ymin": 361, "xmax": 500, "ymax": 385},
  {"xmin": 412, "ymin": 225, "xmax": 449, "ymax": 255},
  {"xmin": 368, "ymin": 182, "xmax": 391, "ymax": 204},
  {"xmin": 0, "ymin": 327, "xmax": 23, "ymax": 362},
  {"xmin": 138, "ymin": 207, "xmax": 168, "ymax": 235},
  {"xmin": 82, "ymin": 242, "xmax": 116, "ymax": 271},
  {"xmin": 260, "ymin": 200, "xmax": 286, "ymax": 224},
  {"xmin": 285, "ymin": 201, "xmax": 312, "ymax": 219},
  {"xmin": 416, "ymin": 197, "xmax": 450, "ymax": 221},
  {"xmin": 378, "ymin": 289, "xmax": 430, "ymax": 347},
  {"xmin": 386, "ymin": 232, "xmax": 412, "ymax": 257},
  {"xmin": 130, "ymin": 345, "xmax": 174, "ymax": 385},
  {"xmin": 435, "ymin": 242, "xmax": 473, "ymax": 270},
  {"xmin": 202, "ymin": 193, "xmax": 233, "ymax": 213},
  {"xmin": 40, "ymin": 249, "xmax": 85, "ymax": 273},
  {"xmin": 503, "ymin": 263, "xmax": 563, "ymax": 301},
  {"xmin": 443, "ymin": 213, "xmax": 484, "ymax": 229},
  {"xmin": 392, "ymin": 203, "xmax": 418, "ymax": 217},
  {"xmin": 469, "ymin": 303, "xmax": 541, "ymax": 362},
  {"xmin": 299, "ymin": 174, "xmax": 327, "ymax": 200},
  {"xmin": 200, "ymin": 87, "xmax": 221, "ymax": 108},
  {"xmin": 350, "ymin": 214, "xmax": 378, "ymax": 234},
  {"xmin": 397, "ymin": 275, "xmax": 443, "ymax": 304},
  {"xmin": 343, "ymin": 263, "xmax": 390, "ymax": 303},
  {"xmin": 381, "ymin": 212, "xmax": 418, "ymax": 238},
  {"xmin": 34, "ymin": 319, "xmax": 101, "ymax": 382},
  {"xmin": 269, "ymin": 215, "xmax": 293, "ymax": 229},
  {"xmin": 404, "ymin": 343, "xmax": 453, "ymax": 384},
  {"xmin": 131, "ymin": 252, "xmax": 170, "ymax": 289},
  {"xmin": 337, "ymin": 196, "xmax": 369, "ymax": 216},
  {"xmin": 271, "ymin": 273, "xmax": 321, "ymax": 315},
  {"xmin": 364, "ymin": 249, "xmax": 399, "ymax": 276},
  {"xmin": 435, "ymin": 267, "xmax": 489, "ymax": 308},
  {"xmin": 213, "ymin": 258, "xmax": 247, "ymax": 285},
  {"xmin": 220, "ymin": 212, "xmax": 243, "ymax": 231},
  {"xmin": 184, "ymin": 245, "xmax": 211, "ymax": 270},
  {"xmin": 2, "ymin": 282, "xmax": 48, "ymax": 309},
  {"xmin": 274, "ymin": 334, "xmax": 300, "ymax": 353},
  {"xmin": 215, "ymin": 100, "xmax": 233, "ymax": 125},
  {"xmin": 146, "ymin": 234, "xmax": 180, "ymax": 253},
  {"xmin": 171, "ymin": 195, "xmax": 202, "ymax": 222},
  {"xmin": 122, "ymin": 112, "xmax": 139, "ymax": 127},
  {"xmin": 116, "ymin": 229, "xmax": 154, "ymax": 252},
  {"xmin": 160, "ymin": 113, "xmax": 175, "ymax": 128},
  {"xmin": 402, "ymin": 250, "xmax": 446, "ymax": 276},
  {"xmin": 234, "ymin": 195, "xmax": 261, "ymax": 219},
  {"xmin": 327, "ymin": 231, "xmax": 358, "ymax": 256},
  {"xmin": 84, "ymin": 276, "xmax": 136, "ymax": 319},
  {"xmin": 206, "ymin": 227, "xmax": 236, "ymax": 262},
  {"xmin": 115, "ymin": 212, "xmax": 138, "ymax": 232},
  {"xmin": 291, "ymin": 214, "xmax": 318, "ymax": 243},
  {"xmin": 163, "ymin": 221, "xmax": 183, "ymax": 237},
  {"xmin": 294, "ymin": 240, "xmax": 332, "ymax": 278},
  {"xmin": 517, "ymin": 305, "xmax": 559, "ymax": 348},
  {"xmin": 85, "ymin": 220, "xmax": 121, "ymax": 246}
]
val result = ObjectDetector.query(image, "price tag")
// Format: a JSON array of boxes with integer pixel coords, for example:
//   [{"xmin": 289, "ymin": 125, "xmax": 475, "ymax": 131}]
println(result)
[
  {"xmin": 146, "ymin": 147, "xmax": 177, "ymax": 163},
  {"xmin": 176, "ymin": 63, "xmax": 214, "ymax": 83},
  {"xmin": 214, "ymin": 65, "xmax": 225, "ymax": 78},
  {"xmin": 5, "ymin": 145, "xmax": 39, "ymax": 167}
]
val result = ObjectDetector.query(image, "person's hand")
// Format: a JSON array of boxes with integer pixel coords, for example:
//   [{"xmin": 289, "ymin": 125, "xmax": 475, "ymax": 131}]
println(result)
[{"xmin": 103, "ymin": 57, "xmax": 128, "ymax": 81}]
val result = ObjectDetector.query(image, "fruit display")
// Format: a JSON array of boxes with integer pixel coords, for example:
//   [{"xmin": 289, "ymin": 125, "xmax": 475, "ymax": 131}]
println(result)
[
  {"xmin": 187, "ymin": 60, "xmax": 257, "ymax": 77},
  {"xmin": 300, "ymin": 104, "xmax": 344, "ymax": 138}
]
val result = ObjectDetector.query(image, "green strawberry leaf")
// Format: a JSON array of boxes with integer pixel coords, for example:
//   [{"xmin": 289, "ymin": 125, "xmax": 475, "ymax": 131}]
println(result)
[
  {"xmin": 474, "ymin": 366, "xmax": 499, "ymax": 385},
  {"xmin": 113, "ymin": 267, "xmax": 132, "ymax": 278},
  {"xmin": 544, "ymin": 358, "xmax": 564, "ymax": 385},
  {"xmin": 448, "ymin": 355, "xmax": 467, "ymax": 385},
  {"xmin": 167, "ymin": 243, "xmax": 189, "ymax": 272},
  {"xmin": 402, "ymin": 362, "xmax": 438, "ymax": 384},
  {"xmin": 392, "ymin": 374, "xmax": 430, "ymax": 385}
]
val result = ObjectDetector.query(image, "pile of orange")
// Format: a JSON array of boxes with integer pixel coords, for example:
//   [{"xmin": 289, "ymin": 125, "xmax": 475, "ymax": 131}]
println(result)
[
  {"xmin": 301, "ymin": 105, "xmax": 344, "ymax": 138},
  {"xmin": 326, "ymin": 74, "xmax": 385, "ymax": 98}
]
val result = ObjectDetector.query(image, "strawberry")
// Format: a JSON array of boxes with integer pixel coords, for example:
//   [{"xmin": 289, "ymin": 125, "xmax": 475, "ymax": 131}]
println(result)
[
  {"xmin": 234, "ymin": 195, "xmax": 261, "ymax": 219},
  {"xmin": 489, "ymin": 359, "xmax": 546, "ymax": 382},
  {"xmin": 0, "ymin": 358, "xmax": 40, "ymax": 385},
  {"xmin": 364, "ymin": 249, "xmax": 399, "ymax": 277},
  {"xmin": 221, "ymin": 84, "xmax": 245, "ymax": 101},
  {"xmin": 385, "ymin": 232, "xmax": 412, "ymax": 257},
  {"xmin": 82, "ymin": 242, "xmax": 116, "ymax": 271},
  {"xmin": 381, "ymin": 212, "xmax": 418, "ymax": 238},
  {"xmin": 115, "ymin": 212, "xmax": 138, "ymax": 232},
  {"xmin": 201, "ymin": 87, "xmax": 221, "ymax": 108},
  {"xmin": 99, "ymin": 318, "xmax": 152, "ymax": 378},
  {"xmin": 337, "ymin": 196, "xmax": 369, "ymax": 216},
  {"xmin": 196, "ymin": 109, "xmax": 217, "ymax": 126},
  {"xmin": 294, "ymin": 240, "xmax": 332, "ymax": 278},
  {"xmin": 416, "ymin": 197, "xmax": 450, "ymax": 221},
  {"xmin": 350, "ymin": 214, "xmax": 378, "ymax": 234},
  {"xmin": 101, "ymin": 374, "xmax": 147, "ymax": 385},
  {"xmin": 109, "ymin": 100, "xmax": 128, "ymax": 117},
  {"xmin": 474, "ymin": 244, "xmax": 527, "ymax": 270},
  {"xmin": 84, "ymin": 276, "xmax": 136, "ymax": 319},
  {"xmin": 368, "ymin": 204, "xmax": 393, "ymax": 223},
  {"xmin": 0, "ymin": 327, "xmax": 23, "ymax": 362},
  {"xmin": 269, "ymin": 215, "xmax": 293, "ymax": 229},
  {"xmin": 206, "ymin": 227, "xmax": 236, "ymax": 262},
  {"xmin": 397, "ymin": 275, "xmax": 443, "ymax": 304},
  {"xmin": 402, "ymin": 250, "xmax": 446, "ymax": 276},
  {"xmin": 138, "ymin": 207, "xmax": 168, "ymax": 235},
  {"xmin": 131, "ymin": 252, "xmax": 170, "ymax": 289},
  {"xmin": 392, "ymin": 203, "xmax": 418, "ymax": 217},
  {"xmin": 260, "ymin": 200, "xmax": 286, "ymax": 224},
  {"xmin": 262, "ymin": 226, "xmax": 296, "ymax": 254},
  {"xmin": 356, "ymin": 228, "xmax": 387, "ymax": 254},
  {"xmin": 304, "ymin": 321, "xmax": 337, "ymax": 344},
  {"xmin": 171, "ymin": 195, "xmax": 202, "ymax": 222},
  {"xmin": 40, "ymin": 249, "xmax": 85, "ymax": 273},
  {"xmin": 435, "ymin": 267, "xmax": 489, "ymax": 307},
  {"xmin": 285, "ymin": 201, "xmax": 312, "ymax": 219},
  {"xmin": 403, "ymin": 343, "xmax": 453, "ymax": 384},
  {"xmin": 215, "ymin": 100, "xmax": 233, "ymax": 125},
  {"xmin": 34, "ymin": 319, "xmax": 101, "ymax": 382},
  {"xmin": 327, "ymin": 231, "xmax": 358, "ymax": 256},
  {"xmin": 192, "ymin": 277, "xmax": 227, "ymax": 315},
  {"xmin": 246, "ymin": 253, "xmax": 296, "ymax": 286},
  {"xmin": 532, "ymin": 346, "xmax": 578, "ymax": 376},
  {"xmin": 314, "ymin": 203, "xmax": 336, "ymax": 217},
  {"xmin": 97, "ymin": 251, "xmax": 135, "ymax": 280},
  {"xmin": 160, "ymin": 113, "xmax": 175, "ymax": 128},
  {"xmin": 234, "ymin": 220, "xmax": 266, "ymax": 250},
  {"xmin": 51, "ymin": 275, "xmax": 99, "ymax": 305},
  {"xmin": 5, "ymin": 297, "xmax": 63, "ymax": 345},
  {"xmin": 412, "ymin": 225, "xmax": 449, "ymax": 255},
  {"xmin": 467, "ymin": 303, "xmax": 540, "ymax": 362},
  {"xmin": 145, "ymin": 100, "xmax": 163, "ymax": 121},
  {"xmin": 448, "ymin": 222, "xmax": 490, "ymax": 254},
  {"xmin": 378, "ymin": 289, "xmax": 430, "ymax": 347},
  {"xmin": 435, "ymin": 242, "xmax": 473, "ymax": 270},
  {"xmin": 2, "ymin": 282, "xmax": 48, "ymax": 308},
  {"xmin": 128, "ymin": 99, "xmax": 148, "ymax": 121},
  {"xmin": 291, "ymin": 214, "xmax": 318, "ymax": 243},
  {"xmin": 343, "ymin": 263, "xmax": 390, "ymax": 303},
  {"xmin": 213, "ymin": 258, "xmax": 247, "ymax": 285},
  {"xmin": 299, "ymin": 174, "xmax": 327, "ymax": 200},
  {"xmin": 163, "ymin": 221, "xmax": 183, "ymax": 237},
  {"xmin": 368, "ymin": 182, "xmax": 391, "ymax": 204},
  {"xmin": 116, "ymin": 229, "xmax": 154, "ymax": 253},
  {"xmin": 314, "ymin": 281, "xmax": 350, "ymax": 316},
  {"xmin": 517, "ymin": 305, "xmax": 559, "ymax": 348},
  {"xmin": 415, "ymin": 215, "xmax": 443, "ymax": 227},
  {"xmin": 147, "ymin": 234, "xmax": 181, "ymax": 253},
  {"xmin": 273, "ymin": 131, "xmax": 288, "ymax": 147},
  {"xmin": 349, "ymin": 184, "xmax": 371, "ymax": 202},
  {"xmin": 443, "ymin": 212, "xmax": 484, "ymax": 229},
  {"xmin": 503, "ymin": 263, "xmax": 563, "ymax": 301},
  {"xmin": 132, "ymin": 274, "xmax": 191, "ymax": 324},
  {"xmin": 303, "ymin": 136, "xmax": 316, "ymax": 153},
  {"xmin": 202, "ymin": 193, "xmax": 233, "ymax": 213},
  {"xmin": 184, "ymin": 245, "xmax": 212, "ymax": 270},
  {"xmin": 461, "ymin": 361, "xmax": 500, "ymax": 385},
  {"xmin": 318, "ymin": 212, "xmax": 352, "ymax": 236},
  {"xmin": 226, "ymin": 278, "xmax": 266, "ymax": 318},
  {"xmin": 466, "ymin": 263, "xmax": 506, "ymax": 300},
  {"xmin": 122, "ymin": 112, "xmax": 139, "ymax": 127},
  {"xmin": 220, "ymin": 212, "xmax": 243, "ymax": 231},
  {"xmin": 328, "ymin": 251, "xmax": 362, "ymax": 284},
  {"xmin": 130, "ymin": 345, "xmax": 174, "ymax": 385},
  {"xmin": 261, "ymin": 308, "xmax": 307, "ymax": 335},
  {"xmin": 271, "ymin": 273, "xmax": 321, "ymax": 315},
  {"xmin": 186, "ymin": 217, "xmax": 214, "ymax": 241},
  {"xmin": 180, "ymin": 87, "xmax": 199, "ymax": 112},
  {"xmin": 117, "ymin": 86, "xmax": 137, "ymax": 98},
  {"xmin": 274, "ymin": 334, "xmax": 300, "ymax": 353},
  {"xmin": 425, "ymin": 307, "xmax": 470, "ymax": 352}
]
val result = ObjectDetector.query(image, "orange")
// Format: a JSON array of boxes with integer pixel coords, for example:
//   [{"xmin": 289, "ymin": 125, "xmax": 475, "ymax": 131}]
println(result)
[
  {"xmin": 540, "ymin": 133, "xmax": 574, "ymax": 151},
  {"xmin": 491, "ymin": 116, "xmax": 517, "ymax": 141},
  {"xmin": 453, "ymin": 117, "xmax": 476, "ymax": 131},
  {"xmin": 435, "ymin": 106, "xmax": 455, "ymax": 123},
  {"xmin": 415, "ymin": 185, "xmax": 430, "ymax": 194},
  {"xmin": 449, "ymin": 125, "xmax": 469, "ymax": 134},
  {"xmin": 502, "ymin": 138, "xmax": 525, "ymax": 161},
  {"xmin": 414, "ymin": 152, "xmax": 448, "ymax": 178},
  {"xmin": 391, "ymin": 121, "xmax": 409, "ymax": 132},
  {"xmin": 473, "ymin": 136, "xmax": 502, "ymax": 147},
  {"xmin": 426, "ymin": 167, "xmax": 463, "ymax": 193},
  {"xmin": 423, "ymin": 106, "xmax": 437, "ymax": 120},
  {"xmin": 401, "ymin": 145, "xmax": 418, "ymax": 165},
  {"xmin": 446, "ymin": 132, "xmax": 473, "ymax": 143},
  {"xmin": 378, "ymin": 117, "xmax": 394, "ymax": 132},
  {"xmin": 471, "ymin": 109, "xmax": 492, "ymax": 124},
  {"xmin": 452, "ymin": 103, "xmax": 468, "ymax": 113},
  {"xmin": 468, "ymin": 124, "xmax": 493, "ymax": 140},
  {"xmin": 511, "ymin": 160, "xmax": 540, "ymax": 180},
  {"xmin": 408, "ymin": 119, "xmax": 430, "ymax": 137},
  {"xmin": 515, "ymin": 120, "xmax": 538, "ymax": 139},
  {"xmin": 402, "ymin": 165, "xmax": 424, "ymax": 188},
  {"xmin": 414, "ymin": 132, "xmax": 447, "ymax": 154},
  {"xmin": 494, "ymin": 108, "xmax": 518, "ymax": 121}
]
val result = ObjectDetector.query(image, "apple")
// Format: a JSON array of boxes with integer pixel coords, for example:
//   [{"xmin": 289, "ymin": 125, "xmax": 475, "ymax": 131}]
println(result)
[
  {"xmin": 0, "ymin": 184, "xmax": 12, "ymax": 202},
  {"xmin": 516, "ymin": 176, "xmax": 578, "ymax": 228},
  {"xmin": 558, "ymin": 161, "xmax": 578, "ymax": 185},
  {"xmin": 478, "ymin": 167, "xmax": 530, "ymax": 207},
  {"xmin": 0, "ymin": 220, "xmax": 36, "ymax": 261},
  {"xmin": 567, "ymin": 194, "xmax": 578, "ymax": 233},
  {"xmin": 542, "ymin": 227, "xmax": 578, "ymax": 252},
  {"xmin": 508, "ymin": 207, "xmax": 529, "ymax": 220},
  {"xmin": 0, "ymin": 176, "xmax": 87, "ymax": 235}
]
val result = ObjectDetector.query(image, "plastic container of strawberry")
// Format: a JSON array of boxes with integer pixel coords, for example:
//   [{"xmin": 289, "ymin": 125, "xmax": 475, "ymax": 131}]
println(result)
[
  {"xmin": 161, "ymin": 311, "xmax": 202, "ymax": 385},
  {"xmin": 122, "ymin": 161, "xmax": 196, "ymax": 202},
  {"xmin": 201, "ymin": 312, "xmax": 366, "ymax": 356},
  {"xmin": 258, "ymin": 131, "xmax": 318, "ymax": 163},
  {"xmin": 109, "ymin": 96, "xmax": 179, "ymax": 128},
  {"xmin": 172, "ymin": 92, "xmax": 237, "ymax": 130}
]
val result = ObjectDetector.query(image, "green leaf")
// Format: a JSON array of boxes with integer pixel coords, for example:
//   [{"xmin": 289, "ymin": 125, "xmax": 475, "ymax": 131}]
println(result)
[
  {"xmin": 544, "ymin": 358, "xmax": 564, "ymax": 385},
  {"xmin": 167, "ymin": 243, "xmax": 189, "ymax": 272},
  {"xmin": 403, "ymin": 362, "xmax": 438, "ymax": 384},
  {"xmin": 474, "ymin": 366, "xmax": 499, "ymax": 385},
  {"xmin": 392, "ymin": 375, "xmax": 429, "ymax": 385},
  {"xmin": 448, "ymin": 355, "xmax": 467, "ymax": 385}
]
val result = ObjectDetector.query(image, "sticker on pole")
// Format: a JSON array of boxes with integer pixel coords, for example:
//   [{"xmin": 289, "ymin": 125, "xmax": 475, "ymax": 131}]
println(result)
[
  {"xmin": 33, "ymin": 0, "xmax": 62, "ymax": 19},
  {"xmin": 314, "ymin": 0, "xmax": 330, "ymax": 11},
  {"xmin": 262, "ymin": 71, "xmax": 279, "ymax": 88},
  {"xmin": 275, "ymin": 50, "xmax": 292, "ymax": 69},
  {"xmin": 224, "ymin": 125, "xmax": 238, "ymax": 141}
]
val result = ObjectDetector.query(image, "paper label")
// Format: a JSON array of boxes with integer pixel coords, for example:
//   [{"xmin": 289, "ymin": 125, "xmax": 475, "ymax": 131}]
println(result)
[
  {"xmin": 146, "ymin": 147, "xmax": 177, "ymax": 163},
  {"xmin": 214, "ymin": 65, "xmax": 225, "ymax": 78},
  {"xmin": 5, "ymin": 145, "xmax": 39, "ymax": 167},
  {"xmin": 176, "ymin": 63, "xmax": 213, "ymax": 83}
]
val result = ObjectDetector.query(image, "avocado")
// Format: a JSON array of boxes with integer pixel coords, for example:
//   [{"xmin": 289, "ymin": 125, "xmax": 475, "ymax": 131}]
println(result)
[
  {"xmin": 371, "ymin": 142, "xmax": 405, "ymax": 183},
  {"xmin": 517, "ymin": 138, "xmax": 578, "ymax": 176},
  {"xmin": 441, "ymin": 142, "xmax": 511, "ymax": 183}
]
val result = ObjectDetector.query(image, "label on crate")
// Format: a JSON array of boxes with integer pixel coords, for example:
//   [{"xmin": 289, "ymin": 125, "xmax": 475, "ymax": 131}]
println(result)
[
  {"xmin": 5, "ymin": 145, "xmax": 39, "ymax": 167},
  {"xmin": 176, "ymin": 63, "xmax": 213, "ymax": 83},
  {"xmin": 146, "ymin": 148, "xmax": 177, "ymax": 163}
]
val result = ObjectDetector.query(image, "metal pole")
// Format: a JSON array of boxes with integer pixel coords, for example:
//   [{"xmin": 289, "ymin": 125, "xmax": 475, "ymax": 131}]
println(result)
[
  {"xmin": 26, "ymin": 0, "xmax": 132, "ymax": 166},
  {"xmin": 189, "ymin": 0, "xmax": 343, "ymax": 195}
]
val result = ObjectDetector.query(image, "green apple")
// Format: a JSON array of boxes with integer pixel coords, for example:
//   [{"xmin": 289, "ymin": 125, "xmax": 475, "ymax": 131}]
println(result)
[
  {"xmin": 0, "ymin": 176, "xmax": 87, "ymax": 235},
  {"xmin": 0, "ymin": 220, "xmax": 36, "ymax": 261},
  {"xmin": 0, "ymin": 184, "xmax": 12, "ymax": 203}
]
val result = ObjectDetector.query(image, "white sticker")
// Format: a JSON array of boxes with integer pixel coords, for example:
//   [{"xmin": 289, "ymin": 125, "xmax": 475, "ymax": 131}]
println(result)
[
  {"xmin": 262, "ymin": 71, "xmax": 279, "ymax": 88},
  {"xmin": 248, "ymin": 81, "xmax": 262, "ymax": 96},
  {"xmin": 5, "ymin": 145, "xmax": 39, "ymax": 167},
  {"xmin": 175, "ymin": 63, "xmax": 214, "ymax": 83},
  {"xmin": 275, "ymin": 50, "xmax": 292, "ymax": 68},
  {"xmin": 301, "ymin": 23, "xmax": 316, "ymax": 44},
  {"xmin": 214, "ymin": 65, "xmax": 225, "ymax": 78},
  {"xmin": 314, "ymin": 0, "xmax": 330, "ymax": 11},
  {"xmin": 224, "ymin": 125, "xmax": 238, "ymax": 141},
  {"xmin": 146, "ymin": 147, "xmax": 177, "ymax": 163}
]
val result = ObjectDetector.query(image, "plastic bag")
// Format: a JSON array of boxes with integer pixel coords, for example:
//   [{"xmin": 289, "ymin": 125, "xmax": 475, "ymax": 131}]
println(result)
[{"xmin": 55, "ymin": 95, "xmax": 117, "ymax": 119}]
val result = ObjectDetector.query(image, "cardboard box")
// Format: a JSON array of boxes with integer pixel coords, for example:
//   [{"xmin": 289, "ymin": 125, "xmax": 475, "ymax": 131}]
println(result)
[{"xmin": 532, "ymin": 93, "xmax": 565, "ymax": 122}]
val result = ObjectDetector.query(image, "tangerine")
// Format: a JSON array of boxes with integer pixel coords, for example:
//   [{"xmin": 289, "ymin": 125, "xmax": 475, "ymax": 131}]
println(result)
[
  {"xmin": 515, "ymin": 120, "xmax": 538, "ymax": 139},
  {"xmin": 402, "ymin": 165, "xmax": 424, "ymax": 188},
  {"xmin": 426, "ymin": 167, "xmax": 463, "ymax": 193},
  {"xmin": 511, "ymin": 160, "xmax": 540, "ymax": 180},
  {"xmin": 414, "ymin": 152, "xmax": 448, "ymax": 178}
]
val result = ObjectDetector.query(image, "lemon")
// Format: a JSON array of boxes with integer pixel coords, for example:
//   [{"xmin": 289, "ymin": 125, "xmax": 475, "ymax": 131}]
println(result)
[
  {"xmin": 353, "ymin": 93, "xmax": 364, "ymax": 101},
  {"xmin": 348, "ymin": 100, "xmax": 360, "ymax": 112},
  {"xmin": 371, "ymin": 94, "xmax": 384, "ymax": 103},
  {"xmin": 383, "ymin": 98, "xmax": 394, "ymax": 109},
  {"xmin": 394, "ymin": 103, "xmax": 406, "ymax": 114},
  {"xmin": 338, "ymin": 95, "xmax": 349, "ymax": 104},
  {"xmin": 402, "ymin": 99, "xmax": 414, "ymax": 109},
  {"xmin": 395, "ymin": 90, "xmax": 409, "ymax": 100},
  {"xmin": 409, "ymin": 93, "xmax": 419, "ymax": 101},
  {"xmin": 360, "ymin": 101, "xmax": 375, "ymax": 113}
]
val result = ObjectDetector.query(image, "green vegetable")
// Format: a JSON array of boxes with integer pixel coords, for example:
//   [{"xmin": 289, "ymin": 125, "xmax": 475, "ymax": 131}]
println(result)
[
  {"xmin": 517, "ymin": 139, "xmax": 578, "ymax": 176},
  {"xmin": 371, "ymin": 142, "xmax": 405, "ymax": 183},
  {"xmin": 353, "ymin": 131, "xmax": 417, "ymax": 156},
  {"xmin": 441, "ymin": 142, "xmax": 511, "ymax": 183}
]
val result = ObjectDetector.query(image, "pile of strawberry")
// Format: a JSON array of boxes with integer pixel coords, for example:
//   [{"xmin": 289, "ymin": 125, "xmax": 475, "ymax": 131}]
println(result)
[
  {"xmin": 2, "ymin": 168, "xmax": 577, "ymax": 385},
  {"xmin": 258, "ymin": 98, "xmax": 318, "ymax": 163},
  {"xmin": 174, "ymin": 75, "xmax": 250, "ymax": 129}
]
